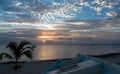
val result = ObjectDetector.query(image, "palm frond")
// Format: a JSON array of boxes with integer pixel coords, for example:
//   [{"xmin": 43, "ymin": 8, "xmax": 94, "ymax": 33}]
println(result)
[
  {"xmin": 6, "ymin": 42, "xmax": 17, "ymax": 53},
  {"xmin": 21, "ymin": 46, "xmax": 34, "ymax": 52},
  {"xmin": 0, "ymin": 53, "xmax": 5, "ymax": 60},
  {"xmin": 32, "ymin": 45, "xmax": 36, "ymax": 48},
  {"xmin": 22, "ymin": 50, "xmax": 33, "ymax": 59},
  {"xmin": 6, "ymin": 42, "xmax": 17, "ymax": 48},
  {"xmin": 4, "ymin": 53, "xmax": 14, "ymax": 59},
  {"xmin": 18, "ymin": 41, "xmax": 31, "ymax": 51},
  {"xmin": 0, "ymin": 53, "xmax": 13, "ymax": 60}
]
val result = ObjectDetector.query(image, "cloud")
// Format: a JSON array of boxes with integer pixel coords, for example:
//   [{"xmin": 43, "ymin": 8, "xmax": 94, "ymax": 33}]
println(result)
[
  {"xmin": 0, "ymin": 0, "xmax": 119, "ymax": 23},
  {"xmin": 0, "ymin": 13, "xmax": 120, "ymax": 32},
  {"xmin": 106, "ymin": 11, "xmax": 118, "ymax": 17},
  {"xmin": 92, "ymin": 7, "xmax": 102, "ymax": 12},
  {"xmin": 0, "ymin": 28, "xmax": 120, "ymax": 44},
  {"xmin": 53, "ymin": 15, "xmax": 120, "ymax": 32},
  {"xmin": 0, "ymin": 0, "xmax": 120, "ymax": 45}
]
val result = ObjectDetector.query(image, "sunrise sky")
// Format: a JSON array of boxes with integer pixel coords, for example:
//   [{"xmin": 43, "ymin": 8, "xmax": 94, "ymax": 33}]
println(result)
[{"xmin": 0, "ymin": 0, "xmax": 120, "ymax": 44}]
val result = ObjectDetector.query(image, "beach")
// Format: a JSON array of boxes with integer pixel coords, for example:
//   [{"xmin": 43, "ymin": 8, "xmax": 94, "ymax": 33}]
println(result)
[
  {"xmin": 0, "ymin": 53, "xmax": 120, "ymax": 74},
  {"xmin": 0, "ymin": 60, "xmax": 57, "ymax": 74}
]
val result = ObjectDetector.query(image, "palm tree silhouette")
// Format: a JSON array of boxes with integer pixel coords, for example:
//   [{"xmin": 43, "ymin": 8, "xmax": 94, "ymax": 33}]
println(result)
[{"xmin": 0, "ymin": 41, "xmax": 35, "ymax": 70}]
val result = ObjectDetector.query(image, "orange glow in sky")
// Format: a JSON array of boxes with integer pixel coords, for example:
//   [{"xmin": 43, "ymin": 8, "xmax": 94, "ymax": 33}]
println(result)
[
  {"xmin": 36, "ymin": 31, "xmax": 100, "ymax": 44},
  {"xmin": 37, "ymin": 31, "xmax": 59, "ymax": 43},
  {"xmin": 37, "ymin": 36, "xmax": 59, "ymax": 39}
]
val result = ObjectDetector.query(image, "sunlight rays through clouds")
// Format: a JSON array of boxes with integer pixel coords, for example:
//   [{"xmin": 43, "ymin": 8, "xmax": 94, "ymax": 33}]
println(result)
[{"xmin": 0, "ymin": 0, "xmax": 120, "ymax": 44}]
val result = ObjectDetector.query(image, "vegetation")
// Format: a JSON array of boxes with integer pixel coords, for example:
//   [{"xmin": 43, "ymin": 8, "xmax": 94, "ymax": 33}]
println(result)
[{"xmin": 0, "ymin": 41, "xmax": 35, "ymax": 70}]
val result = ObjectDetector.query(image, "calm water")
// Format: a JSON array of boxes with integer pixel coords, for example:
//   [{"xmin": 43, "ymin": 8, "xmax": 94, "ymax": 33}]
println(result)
[{"xmin": 0, "ymin": 45, "xmax": 120, "ymax": 62}]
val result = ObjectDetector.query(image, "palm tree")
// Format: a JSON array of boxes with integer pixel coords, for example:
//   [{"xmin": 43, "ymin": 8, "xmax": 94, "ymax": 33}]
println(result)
[{"xmin": 0, "ymin": 41, "xmax": 35, "ymax": 70}]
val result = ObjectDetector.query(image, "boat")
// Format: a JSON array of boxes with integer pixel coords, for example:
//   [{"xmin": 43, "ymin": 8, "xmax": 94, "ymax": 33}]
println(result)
[{"xmin": 43, "ymin": 54, "xmax": 120, "ymax": 74}]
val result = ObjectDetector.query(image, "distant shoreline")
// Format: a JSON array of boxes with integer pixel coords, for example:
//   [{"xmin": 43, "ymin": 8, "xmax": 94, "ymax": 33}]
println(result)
[
  {"xmin": 89, "ymin": 52, "xmax": 120, "ymax": 58},
  {"xmin": 66, "ymin": 44, "xmax": 120, "ymax": 45},
  {"xmin": 35, "ymin": 44, "xmax": 120, "ymax": 46},
  {"xmin": 0, "ymin": 44, "xmax": 120, "ymax": 46}
]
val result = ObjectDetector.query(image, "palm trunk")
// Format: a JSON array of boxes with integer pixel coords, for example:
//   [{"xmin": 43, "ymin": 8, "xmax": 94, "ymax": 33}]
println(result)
[{"xmin": 15, "ymin": 59, "xmax": 18, "ymax": 70}]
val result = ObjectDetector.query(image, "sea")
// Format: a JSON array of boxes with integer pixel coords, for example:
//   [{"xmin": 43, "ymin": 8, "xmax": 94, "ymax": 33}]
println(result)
[{"xmin": 0, "ymin": 44, "xmax": 120, "ymax": 62}]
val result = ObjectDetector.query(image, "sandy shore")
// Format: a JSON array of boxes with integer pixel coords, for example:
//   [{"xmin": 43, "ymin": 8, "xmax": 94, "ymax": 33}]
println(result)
[
  {"xmin": 0, "ymin": 60, "xmax": 57, "ymax": 74},
  {"xmin": 0, "ymin": 52, "xmax": 120, "ymax": 74}
]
